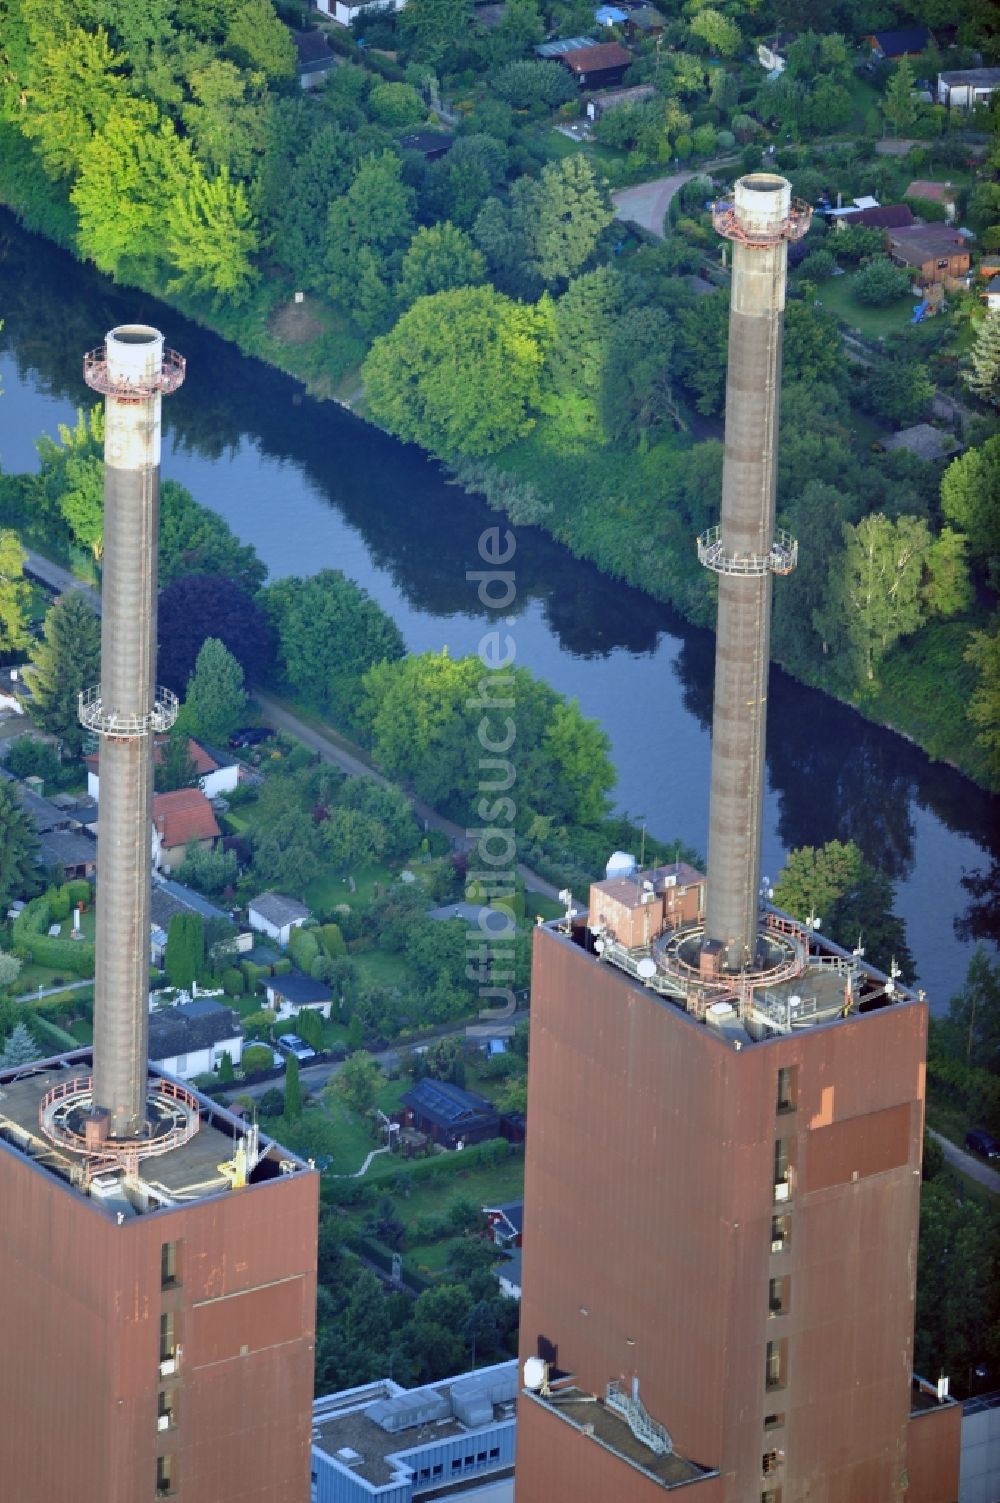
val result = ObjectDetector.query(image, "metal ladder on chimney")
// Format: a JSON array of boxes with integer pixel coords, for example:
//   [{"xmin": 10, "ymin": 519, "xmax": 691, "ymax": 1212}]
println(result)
[{"xmin": 605, "ymin": 1380, "xmax": 674, "ymax": 1456}]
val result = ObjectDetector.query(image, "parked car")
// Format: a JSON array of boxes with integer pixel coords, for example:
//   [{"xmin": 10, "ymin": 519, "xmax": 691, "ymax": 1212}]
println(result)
[
  {"xmin": 229, "ymin": 725, "xmax": 275, "ymax": 748},
  {"xmin": 276, "ymin": 1033, "xmax": 317, "ymax": 1064},
  {"xmin": 964, "ymin": 1129, "xmax": 1000, "ymax": 1161}
]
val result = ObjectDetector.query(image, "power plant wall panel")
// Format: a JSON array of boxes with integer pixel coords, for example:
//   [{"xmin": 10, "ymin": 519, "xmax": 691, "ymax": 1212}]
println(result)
[
  {"xmin": 519, "ymin": 928, "xmax": 941, "ymax": 1502},
  {"xmin": 802, "ymin": 1100, "xmax": 914, "ymax": 1191},
  {"xmin": 517, "ymin": 1396, "xmax": 725, "ymax": 1503},
  {"xmin": 0, "ymin": 1135, "xmax": 317, "ymax": 1503},
  {"xmin": 190, "ymin": 1275, "xmax": 313, "ymax": 1366}
]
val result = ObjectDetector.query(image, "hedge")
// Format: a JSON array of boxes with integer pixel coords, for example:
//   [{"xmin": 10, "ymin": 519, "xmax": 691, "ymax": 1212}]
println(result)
[{"xmin": 13, "ymin": 899, "xmax": 96, "ymax": 976}]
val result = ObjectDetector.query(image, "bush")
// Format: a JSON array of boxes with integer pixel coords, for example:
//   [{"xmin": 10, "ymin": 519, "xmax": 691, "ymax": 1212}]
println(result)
[
  {"xmin": 289, "ymin": 926, "xmax": 321, "ymax": 972},
  {"xmin": 66, "ymin": 879, "xmax": 92, "ymax": 908},
  {"xmin": 798, "ymin": 249, "xmax": 836, "ymax": 281},
  {"xmin": 221, "ymin": 967, "xmax": 244, "ymax": 996},
  {"xmin": 904, "ymin": 194, "xmax": 948, "ymax": 223},
  {"xmin": 272, "ymin": 957, "xmax": 292, "ymax": 975},
  {"xmin": 852, "ymin": 257, "xmax": 913, "ymax": 305},
  {"xmin": 5, "ymin": 737, "xmax": 62, "ymax": 784},
  {"xmin": 368, "ymin": 81, "xmax": 424, "ymax": 128},
  {"xmin": 45, "ymin": 885, "xmax": 72, "ymax": 922},
  {"xmin": 13, "ymin": 899, "xmax": 95, "ymax": 976},
  {"xmin": 258, "ymin": 1086, "xmax": 285, "ymax": 1116},
  {"xmin": 319, "ymin": 923, "xmax": 346, "ymax": 958},
  {"xmin": 241, "ymin": 1043, "xmax": 276, "ymax": 1075}
]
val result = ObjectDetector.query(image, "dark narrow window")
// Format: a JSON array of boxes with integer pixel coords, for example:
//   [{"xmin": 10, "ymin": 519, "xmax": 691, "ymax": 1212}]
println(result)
[
  {"xmin": 776, "ymin": 1067, "xmax": 796, "ymax": 1113},
  {"xmin": 161, "ymin": 1241, "xmax": 180, "ymax": 1288}
]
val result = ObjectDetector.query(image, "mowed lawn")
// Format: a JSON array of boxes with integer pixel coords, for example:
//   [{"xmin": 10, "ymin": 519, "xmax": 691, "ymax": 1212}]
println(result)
[{"xmin": 816, "ymin": 275, "xmax": 919, "ymax": 339}]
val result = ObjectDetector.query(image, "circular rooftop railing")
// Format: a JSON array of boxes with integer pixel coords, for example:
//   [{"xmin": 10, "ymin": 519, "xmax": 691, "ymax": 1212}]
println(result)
[
  {"xmin": 79, "ymin": 685, "xmax": 179, "ymax": 738},
  {"xmin": 697, "ymin": 526, "xmax": 798, "ymax": 577},
  {"xmin": 83, "ymin": 346, "xmax": 186, "ymax": 402}
]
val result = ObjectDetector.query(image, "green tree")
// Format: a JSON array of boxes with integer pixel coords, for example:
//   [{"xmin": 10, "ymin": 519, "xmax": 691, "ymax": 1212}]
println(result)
[
  {"xmin": 0, "ymin": 1021, "xmax": 41, "ymax": 1069},
  {"xmin": 155, "ymin": 728, "xmax": 199, "ymax": 793},
  {"xmin": 223, "ymin": 0, "xmax": 296, "ymax": 81},
  {"xmin": 180, "ymin": 637, "xmax": 247, "ymax": 745},
  {"xmin": 321, "ymin": 808, "xmax": 387, "ymax": 871},
  {"xmin": 56, "ymin": 453, "xmax": 105, "ymax": 559},
  {"xmin": 882, "ymin": 56, "xmax": 918, "ymax": 136},
  {"xmin": 773, "ymin": 840, "xmax": 910, "ymax": 973},
  {"xmin": 331, "ymin": 1050, "xmax": 381, "ymax": 1115},
  {"xmin": 490, "ymin": 58, "xmax": 576, "ymax": 112},
  {"xmin": 164, "ymin": 912, "xmax": 205, "ymax": 990},
  {"xmin": 263, "ymin": 570, "xmax": 404, "ymax": 721},
  {"xmin": 71, "ymin": 102, "xmax": 191, "ymax": 280},
  {"xmin": 551, "ymin": 266, "xmax": 626, "ymax": 405},
  {"xmin": 252, "ymin": 808, "xmax": 322, "ymax": 893},
  {"xmin": 284, "ymin": 1051, "xmax": 302, "ymax": 1120},
  {"xmin": 819, "ymin": 513, "xmax": 932, "ymax": 687},
  {"xmin": 159, "ymin": 480, "xmax": 266, "ymax": 591},
  {"xmin": 167, "ymin": 165, "xmax": 259, "ymax": 306},
  {"xmin": 325, "ymin": 153, "xmax": 415, "ymax": 322},
  {"xmin": 176, "ymin": 843, "xmax": 239, "ymax": 895},
  {"xmin": 0, "ymin": 785, "xmax": 42, "ymax": 909},
  {"xmin": 965, "ymin": 625, "xmax": 1000, "ymax": 758},
  {"xmin": 181, "ymin": 59, "xmax": 267, "ymax": 181},
  {"xmin": 218, "ymin": 1050, "xmax": 235, "ymax": 1083},
  {"xmin": 0, "ymin": 531, "xmax": 30, "ymax": 654},
  {"xmin": 0, "ymin": 952, "xmax": 24, "ymax": 991},
  {"xmin": 346, "ymin": 1013, "xmax": 364, "ymax": 1052},
  {"xmin": 864, "ymin": 356, "xmax": 934, "ymax": 425},
  {"xmin": 852, "ymin": 257, "xmax": 913, "ymax": 306},
  {"xmin": 20, "ymin": 25, "xmax": 129, "ymax": 181},
  {"xmin": 398, "ymin": 222, "xmax": 486, "ymax": 309},
  {"xmin": 368, "ymin": 81, "xmax": 424, "ymax": 127},
  {"xmin": 688, "ymin": 8, "xmax": 741, "ymax": 56},
  {"xmin": 25, "ymin": 592, "xmax": 101, "ymax": 756},
  {"xmin": 676, "ymin": 291, "xmax": 730, "ymax": 415},
  {"xmin": 965, "ymin": 309, "xmax": 1000, "ymax": 407},
  {"xmin": 512, "ymin": 156, "xmax": 613, "ymax": 290},
  {"xmin": 940, "ymin": 437, "xmax": 1000, "ymax": 582},
  {"xmin": 599, "ymin": 307, "xmax": 682, "ymax": 447},
  {"xmin": 363, "ymin": 285, "xmax": 554, "ymax": 458},
  {"xmin": 398, "ymin": 0, "xmax": 475, "ymax": 67}
]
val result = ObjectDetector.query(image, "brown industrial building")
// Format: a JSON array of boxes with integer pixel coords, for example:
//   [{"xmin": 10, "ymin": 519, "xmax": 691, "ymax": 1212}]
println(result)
[
  {"xmin": 517, "ymin": 906, "xmax": 959, "ymax": 1501},
  {"xmin": 0, "ymin": 1053, "xmax": 318, "ymax": 1501},
  {"xmin": 516, "ymin": 176, "xmax": 960, "ymax": 1502},
  {"xmin": 0, "ymin": 324, "xmax": 319, "ymax": 1501}
]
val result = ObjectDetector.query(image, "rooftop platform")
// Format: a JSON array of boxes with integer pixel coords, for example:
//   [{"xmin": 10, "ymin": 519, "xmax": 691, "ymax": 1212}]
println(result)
[
  {"xmin": 524, "ymin": 1386, "xmax": 714, "ymax": 1490},
  {"xmin": 313, "ymin": 1362, "xmax": 517, "ymax": 1490},
  {"xmin": 0, "ymin": 1050, "xmax": 307, "ymax": 1213}
]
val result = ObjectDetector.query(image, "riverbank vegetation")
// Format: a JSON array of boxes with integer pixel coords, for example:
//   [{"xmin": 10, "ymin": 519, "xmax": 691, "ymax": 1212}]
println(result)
[{"xmin": 0, "ymin": 0, "xmax": 998, "ymax": 788}]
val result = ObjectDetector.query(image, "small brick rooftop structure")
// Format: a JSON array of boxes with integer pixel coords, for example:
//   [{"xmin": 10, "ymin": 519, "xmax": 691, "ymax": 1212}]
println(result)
[{"xmin": 152, "ymin": 787, "xmax": 221, "ymax": 848}]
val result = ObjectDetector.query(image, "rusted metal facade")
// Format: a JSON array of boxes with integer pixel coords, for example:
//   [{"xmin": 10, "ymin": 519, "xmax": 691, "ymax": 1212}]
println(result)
[
  {"xmin": 0, "ymin": 1120, "xmax": 318, "ymax": 1502},
  {"xmin": 517, "ymin": 926, "xmax": 960, "ymax": 1502}
]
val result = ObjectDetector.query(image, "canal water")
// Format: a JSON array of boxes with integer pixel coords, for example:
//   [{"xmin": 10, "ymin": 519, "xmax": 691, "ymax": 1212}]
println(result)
[{"xmin": 1, "ymin": 209, "xmax": 995, "ymax": 1006}]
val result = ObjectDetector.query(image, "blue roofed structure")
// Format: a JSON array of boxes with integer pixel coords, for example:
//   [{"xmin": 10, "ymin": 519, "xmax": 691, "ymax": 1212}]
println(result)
[
  {"xmin": 401, "ymin": 1078, "xmax": 499, "ymax": 1148},
  {"xmin": 312, "ymin": 1362, "xmax": 517, "ymax": 1502},
  {"xmin": 866, "ymin": 24, "xmax": 930, "ymax": 57}
]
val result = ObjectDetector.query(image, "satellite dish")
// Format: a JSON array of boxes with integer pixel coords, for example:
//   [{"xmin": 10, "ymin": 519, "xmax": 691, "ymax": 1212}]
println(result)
[
  {"xmin": 523, "ymin": 1357, "xmax": 547, "ymax": 1391},
  {"xmin": 636, "ymin": 958, "xmax": 657, "ymax": 980},
  {"xmin": 789, "ymin": 994, "xmax": 801, "ymax": 1009}
]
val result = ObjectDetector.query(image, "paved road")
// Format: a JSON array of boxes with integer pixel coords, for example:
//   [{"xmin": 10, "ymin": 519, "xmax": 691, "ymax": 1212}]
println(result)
[
  {"xmin": 612, "ymin": 172, "xmax": 695, "ymax": 239},
  {"xmin": 232, "ymin": 1005, "xmax": 531, "ymax": 1101},
  {"xmin": 929, "ymin": 1129, "xmax": 1000, "ymax": 1195},
  {"xmin": 256, "ymin": 692, "xmax": 562, "ymax": 904},
  {"xmin": 24, "ymin": 550, "xmax": 100, "ymax": 611}
]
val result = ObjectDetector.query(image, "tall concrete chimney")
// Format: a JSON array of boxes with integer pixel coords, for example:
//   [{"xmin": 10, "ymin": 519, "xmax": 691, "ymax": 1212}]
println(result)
[
  {"xmin": 699, "ymin": 176, "xmax": 810, "ymax": 972},
  {"xmin": 82, "ymin": 326, "xmax": 185, "ymax": 1138}
]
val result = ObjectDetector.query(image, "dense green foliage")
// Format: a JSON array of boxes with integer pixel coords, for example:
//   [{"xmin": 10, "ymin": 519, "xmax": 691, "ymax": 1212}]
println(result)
[
  {"xmin": 179, "ymin": 636, "xmax": 247, "ymax": 745},
  {"xmin": 772, "ymin": 839, "xmax": 911, "ymax": 976},
  {"xmin": 24, "ymin": 591, "xmax": 101, "ymax": 757},
  {"xmin": 262, "ymin": 569, "xmax": 405, "ymax": 722}
]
